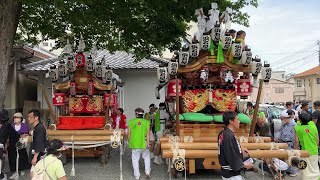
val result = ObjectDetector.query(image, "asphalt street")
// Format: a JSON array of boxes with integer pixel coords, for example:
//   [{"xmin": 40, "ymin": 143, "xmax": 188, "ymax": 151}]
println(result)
[{"xmin": 5, "ymin": 147, "xmax": 302, "ymax": 180}]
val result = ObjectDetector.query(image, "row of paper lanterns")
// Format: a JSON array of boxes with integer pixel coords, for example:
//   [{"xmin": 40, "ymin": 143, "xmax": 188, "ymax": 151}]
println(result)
[{"xmin": 49, "ymin": 53, "xmax": 113, "ymax": 84}]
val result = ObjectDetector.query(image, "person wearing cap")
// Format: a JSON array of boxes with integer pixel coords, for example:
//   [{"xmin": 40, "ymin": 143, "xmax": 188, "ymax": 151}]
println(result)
[
  {"xmin": 275, "ymin": 110, "xmax": 299, "ymax": 177},
  {"xmin": 128, "ymin": 108, "xmax": 151, "ymax": 180},
  {"xmin": 32, "ymin": 139, "xmax": 67, "ymax": 180},
  {"xmin": 0, "ymin": 110, "xmax": 20, "ymax": 180},
  {"xmin": 8, "ymin": 113, "xmax": 30, "ymax": 179},
  {"xmin": 281, "ymin": 101, "xmax": 299, "ymax": 121},
  {"xmin": 153, "ymin": 102, "xmax": 169, "ymax": 165},
  {"xmin": 144, "ymin": 104, "xmax": 156, "ymax": 159},
  {"xmin": 294, "ymin": 113, "xmax": 320, "ymax": 180},
  {"xmin": 28, "ymin": 109, "xmax": 48, "ymax": 173}
]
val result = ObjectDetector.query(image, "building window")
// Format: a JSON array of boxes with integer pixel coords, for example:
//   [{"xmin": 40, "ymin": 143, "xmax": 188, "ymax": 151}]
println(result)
[
  {"xmin": 275, "ymin": 87, "xmax": 284, "ymax": 93},
  {"xmin": 297, "ymin": 80, "xmax": 302, "ymax": 87},
  {"xmin": 43, "ymin": 42, "xmax": 48, "ymax": 46},
  {"xmin": 317, "ymin": 78, "xmax": 320, "ymax": 84}
]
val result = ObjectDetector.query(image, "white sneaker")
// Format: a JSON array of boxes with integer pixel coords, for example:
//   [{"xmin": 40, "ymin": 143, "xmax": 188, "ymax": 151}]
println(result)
[
  {"xmin": 8, "ymin": 173, "xmax": 17, "ymax": 180},
  {"xmin": 2, "ymin": 174, "xmax": 8, "ymax": 180},
  {"xmin": 150, "ymin": 153, "xmax": 154, "ymax": 159},
  {"xmin": 158, "ymin": 157, "xmax": 164, "ymax": 164},
  {"xmin": 153, "ymin": 157, "xmax": 163, "ymax": 165}
]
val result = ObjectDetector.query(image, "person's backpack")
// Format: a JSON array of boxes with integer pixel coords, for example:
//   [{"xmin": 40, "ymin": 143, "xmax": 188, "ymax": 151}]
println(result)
[{"xmin": 31, "ymin": 157, "xmax": 57, "ymax": 180}]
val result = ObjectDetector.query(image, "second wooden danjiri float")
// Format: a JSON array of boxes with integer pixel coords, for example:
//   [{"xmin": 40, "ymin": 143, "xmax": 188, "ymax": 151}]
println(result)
[
  {"xmin": 155, "ymin": 2, "xmax": 308, "ymax": 178},
  {"xmin": 43, "ymin": 37, "xmax": 124, "ymax": 172}
]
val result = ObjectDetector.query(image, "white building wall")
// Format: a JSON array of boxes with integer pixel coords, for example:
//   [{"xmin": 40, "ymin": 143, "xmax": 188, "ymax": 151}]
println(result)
[{"xmin": 116, "ymin": 69, "xmax": 165, "ymax": 120}]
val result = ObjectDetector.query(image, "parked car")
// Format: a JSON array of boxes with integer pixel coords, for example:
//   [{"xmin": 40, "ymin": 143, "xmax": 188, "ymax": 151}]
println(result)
[{"xmin": 253, "ymin": 104, "xmax": 285, "ymax": 139}]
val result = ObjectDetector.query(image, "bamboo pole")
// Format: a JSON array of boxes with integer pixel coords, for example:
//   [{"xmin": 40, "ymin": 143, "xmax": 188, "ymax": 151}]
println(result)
[
  {"xmin": 48, "ymin": 129, "xmax": 124, "ymax": 136},
  {"xmin": 162, "ymin": 150, "xmax": 309, "ymax": 159},
  {"xmin": 161, "ymin": 142, "xmax": 288, "ymax": 150},
  {"xmin": 48, "ymin": 135, "xmax": 123, "ymax": 142},
  {"xmin": 160, "ymin": 136, "xmax": 271, "ymax": 143},
  {"xmin": 40, "ymin": 83, "xmax": 57, "ymax": 125},
  {"xmin": 175, "ymin": 77, "xmax": 180, "ymax": 135},
  {"xmin": 249, "ymin": 79, "xmax": 264, "ymax": 136},
  {"xmin": 104, "ymin": 88, "xmax": 114, "ymax": 128}
]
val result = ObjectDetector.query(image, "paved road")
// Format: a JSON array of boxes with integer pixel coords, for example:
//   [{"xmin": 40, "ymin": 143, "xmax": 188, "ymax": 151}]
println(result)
[{"xmin": 7, "ymin": 147, "xmax": 302, "ymax": 180}]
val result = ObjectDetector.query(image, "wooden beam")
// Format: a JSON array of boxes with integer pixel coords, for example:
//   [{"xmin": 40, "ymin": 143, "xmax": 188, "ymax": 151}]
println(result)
[
  {"xmin": 160, "ymin": 136, "xmax": 271, "ymax": 143},
  {"xmin": 249, "ymin": 79, "xmax": 264, "ymax": 136},
  {"xmin": 40, "ymin": 83, "xmax": 57, "ymax": 125}
]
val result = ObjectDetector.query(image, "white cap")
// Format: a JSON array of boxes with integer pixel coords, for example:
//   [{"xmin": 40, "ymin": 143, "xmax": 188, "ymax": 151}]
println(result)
[{"xmin": 280, "ymin": 111, "xmax": 290, "ymax": 118}]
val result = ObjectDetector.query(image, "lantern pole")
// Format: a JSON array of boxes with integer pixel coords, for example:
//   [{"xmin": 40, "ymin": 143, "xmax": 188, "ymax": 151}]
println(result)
[
  {"xmin": 105, "ymin": 87, "xmax": 114, "ymax": 129},
  {"xmin": 249, "ymin": 79, "xmax": 264, "ymax": 137},
  {"xmin": 40, "ymin": 83, "xmax": 58, "ymax": 125},
  {"xmin": 175, "ymin": 77, "xmax": 180, "ymax": 136}
]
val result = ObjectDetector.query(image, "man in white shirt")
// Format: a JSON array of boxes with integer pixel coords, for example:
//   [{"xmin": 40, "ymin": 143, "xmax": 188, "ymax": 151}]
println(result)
[{"xmin": 281, "ymin": 102, "xmax": 298, "ymax": 121}]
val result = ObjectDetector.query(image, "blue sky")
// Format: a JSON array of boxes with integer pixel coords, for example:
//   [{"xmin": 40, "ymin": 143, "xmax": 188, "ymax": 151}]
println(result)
[{"xmin": 232, "ymin": 0, "xmax": 320, "ymax": 74}]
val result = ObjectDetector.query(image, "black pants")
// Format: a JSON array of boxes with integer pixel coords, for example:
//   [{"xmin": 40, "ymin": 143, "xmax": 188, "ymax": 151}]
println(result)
[{"xmin": 7, "ymin": 146, "xmax": 31, "ymax": 172}]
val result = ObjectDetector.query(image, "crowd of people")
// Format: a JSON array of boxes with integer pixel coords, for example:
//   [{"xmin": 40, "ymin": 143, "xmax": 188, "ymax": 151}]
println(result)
[
  {"xmin": 222, "ymin": 100, "xmax": 320, "ymax": 179},
  {"xmin": 0, "ymin": 109, "xmax": 67, "ymax": 180},
  {"xmin": 0, "ymin": 99, "xmax": 319, "ymax": 180}
]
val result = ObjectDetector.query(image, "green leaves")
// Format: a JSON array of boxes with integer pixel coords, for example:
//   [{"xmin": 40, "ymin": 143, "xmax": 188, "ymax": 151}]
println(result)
[{"xmin": 17, "ymin": 0, "xmax": 258, "ymax": 60}]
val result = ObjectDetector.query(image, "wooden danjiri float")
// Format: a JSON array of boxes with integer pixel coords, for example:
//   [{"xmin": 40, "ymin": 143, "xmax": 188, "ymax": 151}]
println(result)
[
  {"xmin": 26, "ymin": 37, "xmax": 125, "ymax": 177},
  {"xmin": 155, "ymin": 2, "xmax": 309, "ymax": 178}
]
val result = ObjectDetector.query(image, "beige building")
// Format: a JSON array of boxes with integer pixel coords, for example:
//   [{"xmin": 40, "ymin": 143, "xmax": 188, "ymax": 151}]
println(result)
[
  {"xmin": 249, "ymin": 78, "xmax": 294, "ymax": 105},
  {"xmin": 292, "ymin": 66, "xmax": 320, "ymax": 103}
]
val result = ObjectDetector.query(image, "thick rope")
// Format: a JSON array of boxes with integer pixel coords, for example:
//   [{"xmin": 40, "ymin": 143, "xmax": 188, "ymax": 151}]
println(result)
[
  {"xmin": 183, "ymin": 136, "xmax": 193, "ymax": 143},
  {"xmin": 168, "ymin": 135, "xmax": 180, "ymax": 143},
  {"xmin": 269, "ymin": 142, "xmax": 279, "ymax": 150},
  {"xmin": 254, "ymin": 135, "xmax": 264, "ymax": 143},
  {"xmin": 70, "ymin": 135, "xmax": 75, "ymax": 176},
  {"xmin": 239, "ymin": 136, "xmax": 249, "ymax": 143},
  {"xmin": 111, "ymin": 129, "xmax": 122, "ymax": 148}
]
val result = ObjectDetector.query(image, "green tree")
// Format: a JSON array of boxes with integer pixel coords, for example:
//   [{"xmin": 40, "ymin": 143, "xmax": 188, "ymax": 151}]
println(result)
[{"xmin": 0, "ymin": 0, "xmax": 258, "ymax": 110}]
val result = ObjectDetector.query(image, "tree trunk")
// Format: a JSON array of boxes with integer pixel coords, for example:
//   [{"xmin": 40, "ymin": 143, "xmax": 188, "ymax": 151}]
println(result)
[{"xmin": 0, "ymin": 0, "xmax": 22, "ymax": 111}]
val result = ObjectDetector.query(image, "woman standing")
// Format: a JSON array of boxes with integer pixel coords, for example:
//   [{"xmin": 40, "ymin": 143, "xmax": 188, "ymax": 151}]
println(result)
[{"xmin": 8, "ymin": 113, "xmax": 31, "ymax": 179}]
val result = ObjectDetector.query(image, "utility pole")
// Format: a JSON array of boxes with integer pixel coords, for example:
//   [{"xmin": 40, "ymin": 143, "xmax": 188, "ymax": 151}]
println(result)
[{"xmin": 318, "ymin": 40, "xmax": 320, "ymax": 66}]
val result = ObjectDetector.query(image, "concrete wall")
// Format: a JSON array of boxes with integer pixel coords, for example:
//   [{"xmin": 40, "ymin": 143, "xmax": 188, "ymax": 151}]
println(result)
[
  {"xmin": 115, "ymin": 69, "xmax": 165, "ymax": 120},
  {"xmin": 249, "ymin": 79, "xmax": 294, "ymax": 105}
]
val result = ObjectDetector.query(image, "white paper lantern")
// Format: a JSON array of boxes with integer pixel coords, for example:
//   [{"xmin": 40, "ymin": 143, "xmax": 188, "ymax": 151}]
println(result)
[
  {"xmin": 211, "ymin": 23, "xmax": 221, "ymax": 42},
  {"xmin": 58, "ymin": 61, "xmax": 68, "ymax": 77},
  {"xmin": 240, "ymin": 50, "xmax": 252, "ymax": 66},
  {"xmin": 95, "ymin": 62, "xmax": 103, "ymax": 78},
  {"xmin": 221, "ymin": 34, "xmax": 232, "ymax": 50},
  {"xmin": 179, "ymin": 51, "xmax": 189, "ymax": 65},
  {"xmin": 67, "ymin": 57, "xmax": 76, "ymax": 72},
  {"xmin": 157, "ymin": 66, "xmax": 168, "ymax": 85},
  {"xmin": 49, "ymin": 67, "xmax": 59, "ymax": 82},
  {"xmin": 251, "ymin": 61, "xmax": 262, "ymax": 77},
  {"xmin": 261, "ymin": 62, "xmax": 272, "ymax": 82},
  {"xmin": 103, "ymin": 68, "xmax": 113, "ymax": 84},
  {"xmin": 200, "ymin": 35, "xmax": 211, "ymax": 50},
  {"xmin": 86, "ymin": 56, "xmax": 95, "ymax": 72},
  {"xmin": 189, "ymin": 43, "xmax": 200, "ymax": 58},
  {"xmin": 231, "ymin": 42, "xmax": 243, "ymax": 57},
  {"xmin": 168, "ymin": 61, "xmax": 179, "ymax": 76}
]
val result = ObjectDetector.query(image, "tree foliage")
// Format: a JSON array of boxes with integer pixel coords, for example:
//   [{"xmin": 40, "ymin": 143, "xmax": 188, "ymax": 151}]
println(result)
[{"xmin": 18, "ymin": 0, "xmax": 258, "ymax": 59}]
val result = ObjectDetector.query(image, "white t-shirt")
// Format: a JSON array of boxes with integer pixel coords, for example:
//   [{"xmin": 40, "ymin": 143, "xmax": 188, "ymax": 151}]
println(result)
[
  {"xmin": 15, "ymin": 124, "xmax": 21, "ymax": 131},
  {"xmin": 159, "ymin": 110, "xmax": 169, "ymax": 131},
  {"xmin": 116, "ymin": 116, "xmax": 120, "ymax": 129}
]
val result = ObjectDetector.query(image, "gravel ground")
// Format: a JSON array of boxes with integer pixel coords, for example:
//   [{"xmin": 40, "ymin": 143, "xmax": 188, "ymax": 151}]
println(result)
[{"xmin": 4, "ymin": 147, "xmax": 302, "ymax": 180}]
